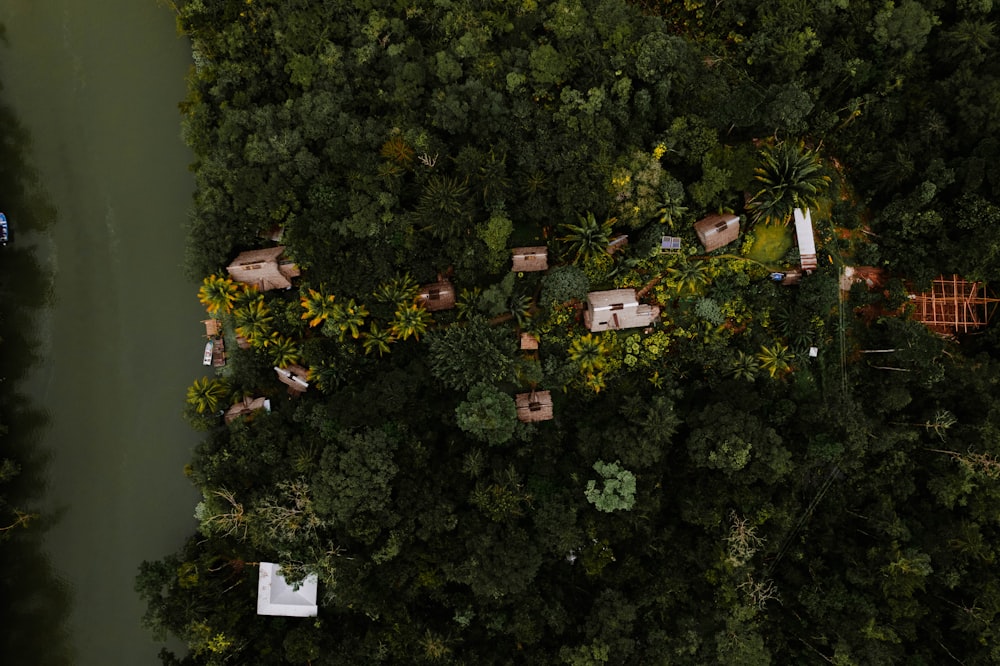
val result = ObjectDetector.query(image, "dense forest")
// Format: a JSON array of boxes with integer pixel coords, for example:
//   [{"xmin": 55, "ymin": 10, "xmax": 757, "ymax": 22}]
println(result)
[{"xmin": 140, "ymin": 0, "xmax": 1000, "ymax": 663}]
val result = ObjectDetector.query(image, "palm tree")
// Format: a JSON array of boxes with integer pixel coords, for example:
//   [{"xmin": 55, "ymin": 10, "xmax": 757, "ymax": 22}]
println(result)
[
  {"xmin": 233, "ymin": 296, "xmax": 273, "ymax": 346},
  {"xmin": 558, "ymin": 212, "xmax": 615, "ymax": 263},
  {"xmin": 391, "ymin": 303, "xmax": 433, "ymax": 341},
  {"xmin": 747, "ymin": 141, "xmax": 831, "ymax": 225},
  {"xmin": 656, "ymin": 197, "xmax": 689, "ymax": 229},
  {"xmin": 269, "ymin": 335, "xmax": 301, "ymax": 368},
  {"xmin": 325, "ymin": 298, "xmax": 368, "ymax": 341},
  {"xmin": 300, "ymin": 286, "xmax": 338, "ymax": 328},
  {"xmin": 376, "ymin": 273, "xmax": 420, "ymax": 304},
  {"xmin": 307, "ymin": 363, "xmax": 341, "ymax": 393},
  {"xmin": 186, "ymin": 377, "xmax": 229, "ymax": 415},
  {"xmin": 569, "ymin": 333, "xmax": 610, "ymax": 374},
  {"xmin": 361, "ymin": 322, "xmax": 393, "ymax": 357},
  {"xmin": 728, "ymin": 351, "xmax": 760, "ymax": 382},
  {"xmin": 667, "ymin": 260, "xmax": 710, "ymax": 295},
  {"xmin": 757, "ymin": 342, "xmax": 794, "ymax": 379},
  {"xmin": 198, "ymin": 274, "xmax": 239, "ymax": 315},
  {"xmin": 455, "ymin": 287, "xmax": 482, "ymax": 321}
]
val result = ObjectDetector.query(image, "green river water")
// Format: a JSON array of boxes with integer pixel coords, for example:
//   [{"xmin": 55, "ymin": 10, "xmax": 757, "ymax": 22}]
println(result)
[{"xmin": 0, "ymin": 2, "xmax": 203, "ymax": 663}]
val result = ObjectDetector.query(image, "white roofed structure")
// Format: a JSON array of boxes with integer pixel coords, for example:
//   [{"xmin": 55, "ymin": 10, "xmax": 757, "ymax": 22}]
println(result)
[
  {"xmin": 257, "ymin": 562, "xmax": 318, "ymax": 617},
  {"xmin": 583, "ymin": 289, "xmax": 660, "ymax": 332},
  {"xmin": 794, "ymin": 208, "xmax": 817, "ymax": 272}
]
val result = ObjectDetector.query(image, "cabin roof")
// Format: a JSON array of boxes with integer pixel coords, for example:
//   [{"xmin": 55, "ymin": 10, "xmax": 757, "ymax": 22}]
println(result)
[
  {"xmin": 511, "ymin": 246, "xmax": 549, "ymax": 272},
  {"xmin": 693, "ymin": 213, "xmax": 740, "ymax": 252},
  {"xmin": 224, "ymin": 396, "xmax": 270, "ymax": 424},
  {"xmin": 227, "ymin": 246, "xmax": 300, "ymax": 291},
  {"xmin": 417, "ymin": 280, "xmax": 456, "ymax": 311},
  {"xmin": 275, "ymin": 364, "xmax": 310, "ymax": 392},
  {"xmin": 515, "ymin": 390, "xmax": 553, "ymax": 422}
]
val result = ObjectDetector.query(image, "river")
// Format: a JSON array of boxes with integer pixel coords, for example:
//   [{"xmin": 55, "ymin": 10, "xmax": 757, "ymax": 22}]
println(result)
[{"xmin": 0, "ymin": 2, "xmax": 202, "ymax": 664}]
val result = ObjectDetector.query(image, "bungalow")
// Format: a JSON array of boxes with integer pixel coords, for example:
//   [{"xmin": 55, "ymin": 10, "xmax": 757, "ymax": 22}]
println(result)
[
  {"xmin": 694, "ymin": 213, "xmax": 740, "ymax": 252},
  {"xmin": 511, "ymin": 246, "xmax": 548, "ymax": 272},
  {"xmin": 793, "ymin": 208, "xmax": 818, "ymax": 273},
  {"xmin": 257, "ymin": 562, "xmax": 318, "ymax": 617},
  {"xmin": 515, "ymin": 390, "xmax": 553, "ymax": 422},
  {"xmin": 275, "ymin": 364, "xmax": 310, "ymax": 393},
  {"xmin": 583, "ymin": 289, "xmax": 660, "ymax": 332},
  {"xmin": 417, "ymin": 277, "xmax": 456, "ymax": 312},
  {"xmin": 224, "ymin": 396, "xmax": 271, "ymax": 424},
  {"xmin": 227, "ymin": 246, "xmax": 300, "ymax": 291}
]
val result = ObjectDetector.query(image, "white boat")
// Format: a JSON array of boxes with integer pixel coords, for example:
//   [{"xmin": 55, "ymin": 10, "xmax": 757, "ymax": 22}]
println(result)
[
  {"xmin": 0, "ymin": 212, "xmax": 9, "ymax": 246},
  {"xmin": 202, "ymin": 340, "xmax": 214, "ymax": 365}
]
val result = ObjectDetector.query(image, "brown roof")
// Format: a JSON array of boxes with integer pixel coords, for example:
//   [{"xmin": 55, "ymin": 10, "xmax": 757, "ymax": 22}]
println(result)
[
  {"xmin": 694, "ymin": 214, "xmax": 740, "ymax": 252},
  {"xmin": 520, "ymin": 332, "xmax": 539, "ymax": 350},
  {"xmin": 511, "ymin": 246, "xmax": 548, "ymax": 272},
  {"xmin": 227, "ymin": 246, "xmax": 299, "ymax": 291},
  {"xmin": 224, "ymin": 396, "xmax": 270, "ymax": 424},
  {"xmin": 417, "ymin": 280, "xmax": 455, "ymax": 311},
  {"xmin": 203, "ymin": 319, "xmax": 221, "ymax": 338},
  {"xmin": 515, "ymin": 390, "xmax": 553, "ymax": 422},
  {"xmin": 275, "ymin": 364, "xmax": 310, "ymax": 392}
]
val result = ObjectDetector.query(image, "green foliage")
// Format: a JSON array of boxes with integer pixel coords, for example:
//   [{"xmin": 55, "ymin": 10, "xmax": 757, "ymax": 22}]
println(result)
[
  {"xmin": 584, "ymin": 460, "xmax": 636, "ymax": 513},
  {"xmin": 558, "ymin": 212, "xmax": 615, "ymax": 264},
  {"xmin": 540, "ymin": 265, "xmax": 590, "ymax": 307},
  {"xmin": 426, "ymin": 316, "xmax": 517, "ymax": 390},
  {"xmin": 455, "ymin": 384, "xmax": 518, "ymax": 446},
  {"xmin": 747, "ymin": 141, "xmax": 831, "ymax": 225}
]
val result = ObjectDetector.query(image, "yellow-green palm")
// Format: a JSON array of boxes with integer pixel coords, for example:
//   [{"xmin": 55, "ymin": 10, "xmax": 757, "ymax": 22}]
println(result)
[
  {"xmin": 186, "ymin": 377, "xmax": 229, "ymax": 415},
  {"xmin": 391, "ymin": 303, "xmax": 432, "ymax": 341},
  {"xmin": 569, "ymin": 333, "xmax": 611, "ymax": 374},
  {"xmin": 234, "ymin": 297, "xmax": 273, "ymax": 346},
  {"xmin": 361, "ymin": 322, "xmax": 393, "ymax": 356},
  {"xmin": 668, "ymin": 260, "xmax": 710, "ymax": 295},
  {"xmin": 327, "ymin": 298, "xmax": 368, "ymax": 340},
  {"xmin": 558, "ymin": 211, "xmax": 615, "ymax": 263},
  {"xmin": 198, "ymin": 274, "xmax": 239, "ymax": 315},
  {"xmin": 300, "ymin": 286, "xmax": 337, "ymax": 328},
  {"xmin": 270, "ymin": 335, "xmax": 300, "ymax": 369},
  {"xmin": 757, "ymin": 342, "xmax": 794, "ymax": 378}
]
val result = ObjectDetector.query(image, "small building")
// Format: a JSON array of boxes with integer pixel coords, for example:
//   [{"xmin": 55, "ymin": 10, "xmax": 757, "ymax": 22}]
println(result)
[
  {"xmin": 275, "ymin": 364, "xmax": 310, "ymax": 393},
  {"xmin": 511, "ymin": 246, "xmax": 548, "ymax": 272},
  {"xmin": 227, "ymin": 246, "xmax": 300, "ymax": 291},
  {"xmin": 224, "ymin": 396, "xmax": 271, "ymax": 424},
  {"xmin": 417, "ymin": 278, "xmax": 455, "ymax": 312},
  {"xmin": 660, "ymin": 236, "xmax": 682, "ymax": 253},
  {"xmin": 793, "ymin": 208, "xmax": 817, "ymax": 272},
  {"xmin": 202, "ymin": 318, "xmax": 221, "ymax": 338},
  {"xmin": 520, "ymin": 332, "xmax": 539, "ymax": 350},
  {"xmin": 516, "ymin": 390, "xmax": 553, "ymax": 422},
  {"xmin": 257, "ymin": 562, "xmax": 318, "ymax": 617},
  {"xmin": 583, "ymin": 289, "xmax": 660, "ymax": 332},
  {"xmin": 694, "ymin": 213, "xmax": 740, "ymax": 252}
]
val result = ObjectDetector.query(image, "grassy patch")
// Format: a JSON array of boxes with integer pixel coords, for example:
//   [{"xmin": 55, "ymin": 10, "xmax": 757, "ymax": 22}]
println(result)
[{"xmin": 745, "ymin": 223, "xmax": 792, "ymax": 264}]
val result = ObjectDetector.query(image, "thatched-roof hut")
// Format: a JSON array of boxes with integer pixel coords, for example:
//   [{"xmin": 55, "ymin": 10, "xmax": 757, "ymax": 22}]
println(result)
[
  {"xmin": 202, "ymin": 318, "xmax": 221, "ymax": 338},
  {"xmin": 694, "ymin": 213, "xmax": 740, "ymax": 252},
  {"xmin": 275, "ymin": 364, "xmax": 310, "ymax": 392},
  {"xmin": 511, "ymin": 246, "xmax": 548, "ymax": 272},
  {"xmin": 224, "ymin": 396, "xmax": 271, "ymax": 424},
  {"xmin": 227, "ymin": 246, "xmax": 300, "ymax": 291},
  {"xmin": 417, "ymin": 279, "xmax": 456, "ymax": 312},
  {"xmin": 516, "ymin": 390, "xmax": 553, "ymax": 422}
]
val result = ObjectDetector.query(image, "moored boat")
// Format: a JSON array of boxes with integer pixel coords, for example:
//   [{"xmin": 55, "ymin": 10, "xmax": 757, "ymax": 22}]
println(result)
[
  {"xmin": 202, "ymin": 340, "xmax": 214, "ymax": 366},
  {"xmin": 0, "ymin": 213, "xmax": 9, "ymax": 246}
]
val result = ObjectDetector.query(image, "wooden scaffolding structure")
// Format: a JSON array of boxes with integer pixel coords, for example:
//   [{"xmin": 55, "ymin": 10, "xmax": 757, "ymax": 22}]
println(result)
[{"xmin": 910, "ymin": 275, "xmax": 1000, "ymax": 335}]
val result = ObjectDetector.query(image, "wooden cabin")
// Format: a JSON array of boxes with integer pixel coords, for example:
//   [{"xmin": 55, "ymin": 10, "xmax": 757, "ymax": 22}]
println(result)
[
  {"xmin": 417, "ymin": 278, "xmax": 456, "ymax": 312},
  {"xmin": 694, "ymin": 213, "xmax": 740, "ymax": 252},
  {"xmin": 202, "ymin": 318, "xmax": 221, "ymax": 338},
  {"xmin": 516, "ymin": 390, "xmax": 553, "ymax": 422},
  {"xmin": 793, "ymin": 208, "xmax": 817, "ymax": 273},
  {"xmin": 227, "ymin": 246, "xmax": 300, "ymax": 291},
  {"xmin": 520, "ymin": 332, "xmax": 539, "ymax": 350},
  {"xmin": 583, "ymin": 289, "xmax": 660, "ymax": 332},
  {"xmin": 511, "ymin": 246, "xmax": 548, "ymax": 272}
]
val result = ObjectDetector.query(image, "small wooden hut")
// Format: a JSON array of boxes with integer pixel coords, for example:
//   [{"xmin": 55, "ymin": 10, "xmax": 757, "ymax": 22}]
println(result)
[
  {"xmin": 227, "ymin": 246, "xmax": 300, "ymax": 291},
  {"xmin": 224, "ymin": 396, "xmax": 271, "ymax": 424},
  {"xmin": 516, "ymin": 390, "xmax": 553, "ymax": 422},
  {"xmin": 694, "ymin": 213, "xmax": 740, "ymax": 252},
  {"xmin": 202, "ymin": 319, "xmax": 221, "ymax": 338},
  {"xmin": 520, "ymin": 332, "xmax": 540, "ymax": 350},
  {"xmin": 275, "ymin": 364, "xmax": 310, "ymax": 393},
  {"xmin": 417, "ymin": 278, "xmax": 456, "ymax": 312},
  {"xmin": 511, "ymin": 246, "xmax": 548, "ymax": 272}
]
